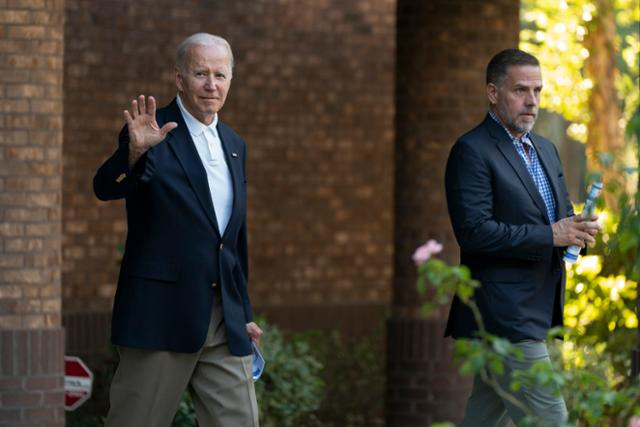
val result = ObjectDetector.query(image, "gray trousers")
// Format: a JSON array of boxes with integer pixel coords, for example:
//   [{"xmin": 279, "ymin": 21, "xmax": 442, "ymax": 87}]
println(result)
[
  {"xmin": 104, "ymin": 291, "xmax": 259, "ymax": 427},
  {"xmin": 460, "ymin": 340, "xmax": 568, "ymax": 427}
]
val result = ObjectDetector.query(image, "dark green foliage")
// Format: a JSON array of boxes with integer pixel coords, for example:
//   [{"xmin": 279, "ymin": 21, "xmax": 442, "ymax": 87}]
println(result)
[
  {"xmin": 304, "ymin": 328, "xmax": 386, "ymax": 426},
  {"xmin": 253, "ymin": 319, "xmax": 324, "ymax": 427},
  {"xmin": 65, "ymin": 413, "xmax": 103, "ymax": 427}
]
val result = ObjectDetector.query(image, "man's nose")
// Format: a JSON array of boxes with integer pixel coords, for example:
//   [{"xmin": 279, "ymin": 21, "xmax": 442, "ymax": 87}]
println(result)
[
  {"xmin": 525, "ymin": 91, "xmax": 538, "ymax": 106},
  {"xmin": 204, "ymin": 76, "xmax": 217, "ymax": 90}
]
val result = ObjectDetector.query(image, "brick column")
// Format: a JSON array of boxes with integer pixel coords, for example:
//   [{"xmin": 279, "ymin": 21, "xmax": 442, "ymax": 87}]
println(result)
[
  {"xmin": 0, "ymin": 1, "xmax": 66, "ymax": 426},
  {"xmin": 387, "ymin": 1, "xmax": 520, "ymax": 425}
]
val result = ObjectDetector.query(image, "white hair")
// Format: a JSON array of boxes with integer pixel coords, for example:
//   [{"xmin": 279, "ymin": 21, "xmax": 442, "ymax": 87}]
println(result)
[{"xmin": 175, "ymin": 33, "xmax": 234, "ymax": 73}]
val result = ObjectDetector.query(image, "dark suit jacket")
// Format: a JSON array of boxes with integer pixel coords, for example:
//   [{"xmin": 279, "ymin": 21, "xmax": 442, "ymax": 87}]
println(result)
[
  {"xmin": 444, "ymin": 114, "xmax": 574, "ymax": 342},
  {"xmin": 94, "ymin": 99, "xmax": 253, "ymax": 356}
]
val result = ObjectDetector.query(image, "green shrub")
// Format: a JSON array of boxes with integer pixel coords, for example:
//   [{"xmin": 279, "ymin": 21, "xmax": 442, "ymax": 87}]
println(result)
[
  {"xmin": 303, "ymin": 328, "xmax": 386, "ymax": 426},
  {"xmin": 171, "ymin": 392, "xmax": 198, "ymax": 427},
  {"xmin": 65, "ymin": 413, "xmax": 103, "ymax": 427},
  {"xmin": 254, "ymin": 319, "xmax": 325, "ymax": 427}
]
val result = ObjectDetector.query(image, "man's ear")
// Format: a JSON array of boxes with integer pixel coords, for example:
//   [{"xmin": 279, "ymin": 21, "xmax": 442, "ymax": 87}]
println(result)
[{"xmin": 487, "ymin": 83, "xmax": 498, "ymax": 105}]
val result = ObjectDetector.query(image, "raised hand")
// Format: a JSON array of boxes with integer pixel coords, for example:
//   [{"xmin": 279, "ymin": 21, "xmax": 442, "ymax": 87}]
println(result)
[
  {"xmin": 551, "ymin": 213, "xmax": 601, "ymax": 247},
  {"xmin": 124, "ymin": 95, "xmax": 177, "ymax": 168}
]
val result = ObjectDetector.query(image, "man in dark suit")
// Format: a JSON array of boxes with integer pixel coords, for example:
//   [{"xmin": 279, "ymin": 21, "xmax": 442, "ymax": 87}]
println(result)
[
  {"xmin": 94, "ymin": 33, "xmax": 261, "ymax": 426},
  {"xmin": 444, "ymin": 49, "xmax": 600, "ymax": 425}
]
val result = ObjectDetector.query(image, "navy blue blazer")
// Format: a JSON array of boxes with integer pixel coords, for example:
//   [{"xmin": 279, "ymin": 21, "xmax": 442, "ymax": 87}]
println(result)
[
  {"xmin": 94, "ymin": 99, "xmax": 253, "ymax": 356},
  {"xmin": 444, "ymin": 114, "xmax": 574, "ymax": 342}
]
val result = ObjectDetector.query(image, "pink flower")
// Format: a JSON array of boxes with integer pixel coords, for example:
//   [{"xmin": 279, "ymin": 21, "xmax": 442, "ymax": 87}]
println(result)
[
  {"xmin": 412, "ymin": 239, "xmax": 443, "ymax": 266},
  {"xmin": 629, "ymin": 416, "xmax": 640, "ymax": 427}
]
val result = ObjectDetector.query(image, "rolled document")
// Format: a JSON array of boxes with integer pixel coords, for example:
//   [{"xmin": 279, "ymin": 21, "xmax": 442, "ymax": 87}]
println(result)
[{"xmin": 563, "ymin": 181, "xmax": 603, "ymax": 263}]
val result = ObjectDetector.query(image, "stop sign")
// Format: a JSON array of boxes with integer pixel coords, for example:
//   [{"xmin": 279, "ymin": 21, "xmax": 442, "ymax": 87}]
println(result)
[{"xmin": 64, "ymin": 356, "xmax": 93, "ymax": 411}]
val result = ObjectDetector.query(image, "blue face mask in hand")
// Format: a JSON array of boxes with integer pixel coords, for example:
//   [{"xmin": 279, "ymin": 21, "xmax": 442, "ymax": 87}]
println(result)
[{"xmin": 252, "ymin": 342, "xmax": 265, "ymax": 381}]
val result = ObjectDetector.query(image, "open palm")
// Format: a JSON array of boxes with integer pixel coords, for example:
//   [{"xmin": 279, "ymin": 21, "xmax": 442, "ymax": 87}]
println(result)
[{"xmin": 124, "ymin": 95, "xmax": 177, "ymax": 152}]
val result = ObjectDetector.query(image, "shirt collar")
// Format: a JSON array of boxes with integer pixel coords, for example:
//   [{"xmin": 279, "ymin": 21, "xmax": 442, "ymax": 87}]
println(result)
[
  {"xmin": 176, "ymin": 95, "xmax": 218, "ymax": 137},
  {"xmin": 489, "ymin": 110, "xmax": 532, "ymax": 145}
]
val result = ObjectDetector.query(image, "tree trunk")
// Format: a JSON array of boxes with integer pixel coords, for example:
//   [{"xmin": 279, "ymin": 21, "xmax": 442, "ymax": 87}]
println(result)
[{"xmin": 584, "ymin": 0, "xmax": 623, "ymax": 204}]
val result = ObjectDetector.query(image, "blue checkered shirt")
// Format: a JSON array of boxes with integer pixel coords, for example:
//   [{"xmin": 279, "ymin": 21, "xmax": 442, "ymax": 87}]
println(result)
[{"xmin": 489, "ymin": 111, "xmax": 557, "ymax": 223}]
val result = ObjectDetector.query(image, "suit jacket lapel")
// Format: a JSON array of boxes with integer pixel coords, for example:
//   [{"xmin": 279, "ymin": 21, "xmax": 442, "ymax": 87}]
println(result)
[
  {"xmin": 217, "ymin": 123, "xmax": 242, "ymax": 238},
  {"xmin": 486, "ymin": 116, "xmax": 550, "ymax": 221},
  {"xmin": 163, "ymin": 100, "xmax": 221, "ymax": 237},
  {"xmin": 530, "ymin": 134, "xmax": 566, "ymax": 219}
]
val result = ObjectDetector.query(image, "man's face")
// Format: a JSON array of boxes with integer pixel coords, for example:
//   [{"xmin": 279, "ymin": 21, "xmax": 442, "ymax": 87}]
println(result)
[
  {"xmin": 176, "ymin": 43, "xmax": 232, "ymax": 125},
  {"xmin": 487, "ymin": 65, "xmax": 542, "ymax": 138}
]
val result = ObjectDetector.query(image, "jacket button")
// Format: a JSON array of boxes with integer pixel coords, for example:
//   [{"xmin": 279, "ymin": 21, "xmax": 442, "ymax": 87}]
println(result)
[
  {"xmin": 219, "ymin": 243, "xmax": 224, "ymax": 251},
  {"xmin": 211, "ymin": 282, "xmax": 217, "ymax": 288}
]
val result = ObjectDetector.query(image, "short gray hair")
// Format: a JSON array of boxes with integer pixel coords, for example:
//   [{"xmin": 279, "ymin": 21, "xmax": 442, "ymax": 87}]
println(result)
[{"xmin": 175, "ymin": 33, "xmax": 234, "ymax": 74}]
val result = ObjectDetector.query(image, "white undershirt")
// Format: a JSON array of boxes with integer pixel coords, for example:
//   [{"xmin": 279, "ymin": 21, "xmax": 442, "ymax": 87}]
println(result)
[{"xmin": 176, "ymin": 95, "xmax": 233, "ymax": 234}]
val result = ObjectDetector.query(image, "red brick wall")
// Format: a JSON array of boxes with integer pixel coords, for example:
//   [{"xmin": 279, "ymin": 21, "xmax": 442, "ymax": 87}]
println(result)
[
  {"xmin": 62, "ymin": 0, "xmax": 395, "ymax": 319},
  {"xmin": 387, "ymin": 0, "xmax": 520, "ymax": 425},
  {"xmin": 0, "ymin": 0, "xmax": 66, "ymax": 425},
  {"xmin": 0, "ymin": 330, "xmax": 65, "ymax": 426}
]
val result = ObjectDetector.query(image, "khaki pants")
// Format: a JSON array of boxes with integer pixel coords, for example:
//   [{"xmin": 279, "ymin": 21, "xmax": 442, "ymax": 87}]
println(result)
[
  {"xmin": 460, "ymin": 340, "xmax": 567, "ymax": 427},
  {"xmin": 104, "ymin": 291, "xmax": 259, "ymax": 427}
]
